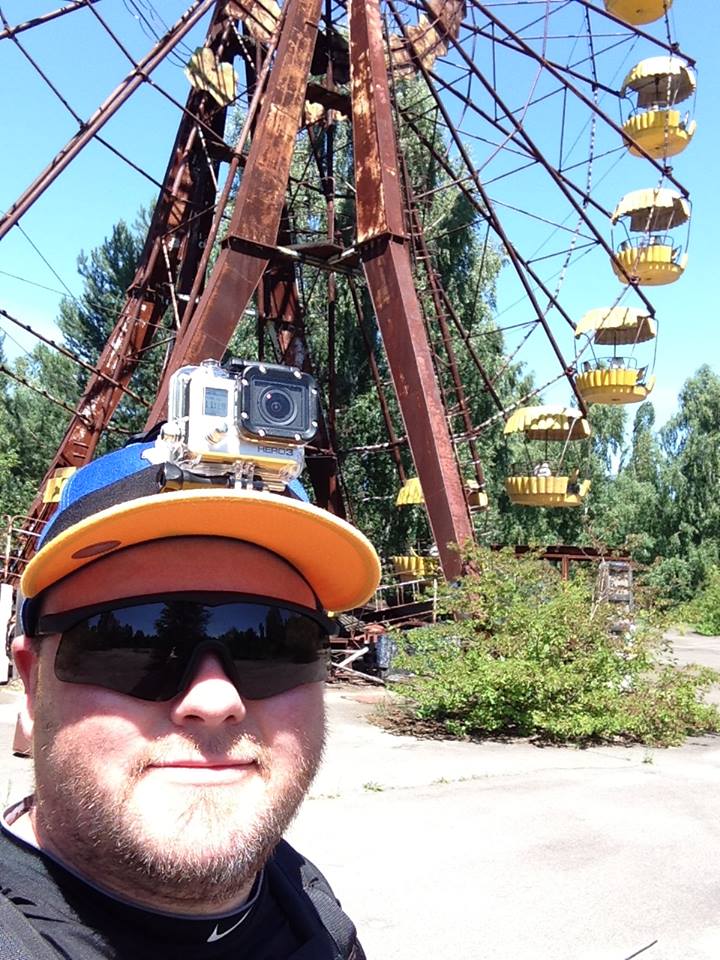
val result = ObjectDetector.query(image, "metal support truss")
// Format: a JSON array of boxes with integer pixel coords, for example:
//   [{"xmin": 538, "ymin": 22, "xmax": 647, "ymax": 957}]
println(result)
[
  {"xmin": 14, "ymin": 2, "xmax": 240, "ymax": 560},
  {"xmin": 147, "ymin": 0, "xmax": 324, "ymax": 423},
  {"xmin": 349, "ymin": 0, "xmax": 473, "ymax": 579}
]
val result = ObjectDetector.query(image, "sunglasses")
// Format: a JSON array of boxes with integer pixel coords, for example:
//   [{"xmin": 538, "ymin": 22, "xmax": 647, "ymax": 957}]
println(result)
[{"xmin": 35, "ymin": 592, "xmax": 336, "ymax": 702}]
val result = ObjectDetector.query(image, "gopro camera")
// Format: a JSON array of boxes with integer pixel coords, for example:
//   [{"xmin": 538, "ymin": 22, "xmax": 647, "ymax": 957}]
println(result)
[{"xmin": 156, "ymin": 359, "xmax": 319, "ymax": 491}]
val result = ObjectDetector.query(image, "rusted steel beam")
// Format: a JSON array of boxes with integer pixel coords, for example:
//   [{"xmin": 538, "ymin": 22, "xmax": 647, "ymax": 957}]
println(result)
[
  {"xmin": 156, "ymin": 3, "xmax": 286, "ymax": 388},
  {"xmin": 403, "ymin": 164, "xmax": 485, "ymax": 490},
  {"xmin": 348, "ymin": 0, "xmax": 405, "ymax": 244},
  {"xmin": 0, "ymin": 0, "xmax": 217, "ymax": 242},
  {"xmin": 0, "ymin": 0, "xmax": 101, "ymax": 40},
  {"xmin": 386, "ymin": 1, "xmax": 587, "ymax": 415},
  {"xmin": 262, "ymin": 261, "xmax": 345, "ymax": 518},
  {"xmin": 319, "ymin": 29, "xmax": 343, "ymax": 515},
  {"xmin": 349, "ymin": 0, "xmax": 473, "ymax": 579},
  {"xmin": 347, "ymin": 278, "xmax": 407, "ymax": 486},
  {"xmin": 147, "ymin": 0, "xmax": 323, "ymax": 425},
  {"xmin": 259, "ymin": 214, "xmax": 347, "ymax": 518},
  {"xmin": 13, "ymin": 5, "xmax": 238, "ymax": 567},
  {"xmin": 361, "ymin": 242, "xmax": 473, "ymax": 577},
  {"xmin": 305, "ymin": 82, "xmax": 350, "ymax": 115},
  {"xmin": 222, "ymin": 235, "xmax": 361, "ymax": 274}
]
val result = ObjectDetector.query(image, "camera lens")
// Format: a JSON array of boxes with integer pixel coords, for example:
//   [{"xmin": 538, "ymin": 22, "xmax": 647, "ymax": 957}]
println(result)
[{"xmin": 260, "ymin": 388, "xmax": 295, "ymax": 424}]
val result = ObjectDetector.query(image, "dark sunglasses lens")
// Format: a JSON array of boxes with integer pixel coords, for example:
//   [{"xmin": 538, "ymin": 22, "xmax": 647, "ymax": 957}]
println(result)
[
  {"xmin": 53, "ymin": 601, "xmax": 329, "ymax": 701},
  {"xmin": 54, "ymin": 604, "xmax": 185, "ymax": 701}
]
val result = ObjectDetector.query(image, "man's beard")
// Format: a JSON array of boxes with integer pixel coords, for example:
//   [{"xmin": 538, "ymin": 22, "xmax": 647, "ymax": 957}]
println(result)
[{"xmin": 32, "ymin": 719, "xmax": 324, "ymax": 911}]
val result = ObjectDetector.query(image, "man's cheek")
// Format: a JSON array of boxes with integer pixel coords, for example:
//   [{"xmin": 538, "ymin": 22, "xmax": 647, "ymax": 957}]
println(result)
[{"xmin": 38, "ymin": 713, "xmax": 139, "ymax": 788}]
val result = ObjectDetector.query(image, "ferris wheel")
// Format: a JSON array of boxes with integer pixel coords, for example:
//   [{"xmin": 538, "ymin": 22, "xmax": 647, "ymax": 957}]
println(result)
[{"xmin": 0, "ymin": 0, "xmax": 695, "ymax": 582}]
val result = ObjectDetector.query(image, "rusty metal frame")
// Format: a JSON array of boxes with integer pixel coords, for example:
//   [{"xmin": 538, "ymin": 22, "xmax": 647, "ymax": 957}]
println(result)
[
  {"xmin": 348, "ymin": 0, "xmax": 473, "ymax": 579},
  {"xmin": 13, "ymin": 2, "xmax": 240, "ymax": 557},
  {"xmin": 147, "ymin": 0, "xmax": 324, "ymax": 422},
  {"xmin": 402, "ymin": 162, "xmax": 486, "ymax": 490},
  {"xmin": 0, "ymin": 2, "xmax": 101, "ymax": 41},
  {"xmin": 4, "ymin": 0, "xmax": 683, "ymax": 587},
  {"xmin": 0, "ymin": 0, "xmax": 218, "ymax": 242},
  {"xmin": 386, "ymin": 1, "xmax": 588, "ymax": 413},
  {"xmin": 415, "ymin": 0, "xmax": 668, "ymax": 316},
  {"xmin": 259, "ymin": 215, "xmax": 348, "ymax": 518}
]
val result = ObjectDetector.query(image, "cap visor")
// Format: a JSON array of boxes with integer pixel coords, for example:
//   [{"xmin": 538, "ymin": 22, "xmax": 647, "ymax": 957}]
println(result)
[{"xmin": 21, "ymin": 489, "xmax": 381, "ymax": 612}]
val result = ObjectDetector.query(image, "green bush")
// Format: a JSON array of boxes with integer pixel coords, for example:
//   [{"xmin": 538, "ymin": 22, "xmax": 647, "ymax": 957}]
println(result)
[
  {"xmin": 392, "ymin": 547, "xmax": 720, "ymax": 746},
  {"xmin": 678, "ymin": 568, "xmax": 720, "ymax": 637}
]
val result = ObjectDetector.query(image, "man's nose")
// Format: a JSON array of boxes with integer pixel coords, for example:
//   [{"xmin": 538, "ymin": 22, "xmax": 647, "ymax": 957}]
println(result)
[{"xmin": 170, "ymin": 652, "xmax": 247, "ymax": 727}]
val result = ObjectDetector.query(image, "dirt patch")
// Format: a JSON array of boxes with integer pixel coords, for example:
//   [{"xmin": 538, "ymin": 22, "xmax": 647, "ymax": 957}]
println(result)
[{"xmin": 368, "ymin": 699, "xmax": 456, "ymax": 740}]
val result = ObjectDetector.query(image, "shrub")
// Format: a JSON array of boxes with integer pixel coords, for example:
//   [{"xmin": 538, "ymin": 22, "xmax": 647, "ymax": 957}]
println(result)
[
  {"xmin": 678, "ymin": 568, "xmax": 720, "ymax": 637},
  {"xmin": 391, "ymin": 547, "xmax": 720, "ymax": 746}
]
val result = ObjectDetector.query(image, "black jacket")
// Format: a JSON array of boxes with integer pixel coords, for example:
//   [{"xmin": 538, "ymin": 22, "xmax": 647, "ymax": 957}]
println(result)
[{"xmin": 0, "ymin": 830, "xmax": 365, "ymax": 959}]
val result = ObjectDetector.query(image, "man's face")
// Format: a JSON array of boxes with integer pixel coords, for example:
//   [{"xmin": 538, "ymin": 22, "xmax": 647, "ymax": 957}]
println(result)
[{"xmin": 15, "ymin": 538, "xmax": 326, "ymax": 913}]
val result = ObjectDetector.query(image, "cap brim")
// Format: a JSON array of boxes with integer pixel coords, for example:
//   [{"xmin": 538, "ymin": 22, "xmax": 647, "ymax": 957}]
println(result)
[{"xmin": 21, "ymin": 489, "xmax": 381, "ymax": 612}]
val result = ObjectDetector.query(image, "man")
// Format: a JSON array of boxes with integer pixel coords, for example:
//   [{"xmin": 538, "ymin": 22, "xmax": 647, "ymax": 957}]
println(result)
[{"xmin": 2, "ymin": 439, "xmax": 381, "ymax": 957}]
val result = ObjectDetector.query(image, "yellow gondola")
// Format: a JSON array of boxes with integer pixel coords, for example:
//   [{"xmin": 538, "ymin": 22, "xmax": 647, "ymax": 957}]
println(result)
[
  {"xmin": 465, "ymin": 479, "xmax": 489, "ymax": 511},
  {"xmin": 611, "ymin": 188, "xmax": 689, "ymax": 286},
  {"xmin": 576, "ymin": 363, "xmax": 655, "ymax": 405},
  {"xmin": 505, "ymin": 475, "xmax": 592, "ymax": 509},
  {"xmin": 621, "ymin": 57, "xmax": 696, "ymax": 159},
  {"xmin": 395, "ymin": 476, "xmax": 424, "ymax": 506},
  {"xmin": 395, "ymin": 475, "xmax": 489, "ymax": 509},
  {"xmin": 574, "ymin": 307, "xmax": 656, "ymax": 405},
  {"xmin": 622, "ymin": 109, "xmax": 696, "ymax": 160},
  {"xmin": 503, "ymin": 407, "xmax": 591, "ymax": 508},
  {"xmin": 604, "ymin": 0, "xmax": 672, "ymax": 26},
  {"xmin": 185, "ymin": 48, "xmax": 238, "ymax": 106},
  {"xmin": 503, "ymin": 405, "xmax": 591, "ymax": 441},
  {"xmin": 390, "ymin": 553, "xmax": 439, "ymax": 579},
  {"xmin": 574, "ymin": 306, "xmax": 656, "ymax": 345}
]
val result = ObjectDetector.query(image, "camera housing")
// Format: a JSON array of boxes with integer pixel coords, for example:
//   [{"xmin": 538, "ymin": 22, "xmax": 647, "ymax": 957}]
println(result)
[
  {"xmin": 156, "ymin": 359, "xmax": 319, "ymax": 491},
  {"xmin": 237, "ymin": 361, "xmax": 318, "ymax": 444}
]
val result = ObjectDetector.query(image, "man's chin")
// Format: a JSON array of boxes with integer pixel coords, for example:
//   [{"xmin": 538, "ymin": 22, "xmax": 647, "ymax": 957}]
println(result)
[
  {"xmin": 125, "ymin": 780, "xmax": 276, "ymax": 860},
  {"xmin": 93, "ymin": 797, "xmax": 282, "ymax": 909}
]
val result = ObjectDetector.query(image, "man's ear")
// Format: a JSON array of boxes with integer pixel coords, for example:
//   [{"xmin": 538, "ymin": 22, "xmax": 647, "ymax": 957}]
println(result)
[{"xmin": 11, "ymin": 635, "xmax": 40, "ymax": 744}]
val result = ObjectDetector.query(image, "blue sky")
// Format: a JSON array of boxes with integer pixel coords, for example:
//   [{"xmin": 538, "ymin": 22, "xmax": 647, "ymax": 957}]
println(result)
[{"xmin": 0, "ymin": 0, "xmax": 717, "ymax": 431}]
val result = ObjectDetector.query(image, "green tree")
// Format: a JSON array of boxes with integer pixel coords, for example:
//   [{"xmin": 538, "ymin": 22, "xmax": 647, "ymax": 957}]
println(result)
[
  {"xmin": 0, "ymin": 344, "xmax": 80, "ymax": 518},
  {"xmin": 0, "ymin": 220, "xmax": 148, "ymax": 520},
  {"xmin": 0, "ymin": 337, "xmax": 25, "ymax": 517},
  {"xmin": 583, "ymin": 368, "xmax": 720, "ymax": 601},
  {"xmin": 56, "ymin": 215, "xmax": 161, "ymax": 440},
  {"xmin": 652, "ymin": 366, "xmax": 720, "ymax": 596},
  {"xmin": 58, "ymin": 220, "xmax": 143, "ymax": 363}
]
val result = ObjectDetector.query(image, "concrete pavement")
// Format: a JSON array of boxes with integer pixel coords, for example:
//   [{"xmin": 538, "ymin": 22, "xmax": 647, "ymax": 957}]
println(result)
[
  {"xmin": 1, "ymin": 634, "xmax": 719, "ymax": 958},
  {"xmin": 289, "ymin": 688, "xmax": 720, "ymax": 960},
  {"xmin": 292, "ymin": 631, "xmax": 720, "ymax": 960}
]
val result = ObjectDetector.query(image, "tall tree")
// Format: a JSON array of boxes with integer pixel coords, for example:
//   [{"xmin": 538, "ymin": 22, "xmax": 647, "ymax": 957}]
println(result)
[
  {"xmin": 0, "ymin": 345, "xmax": 79, "ymax": 518},
  {"xmin": 655, "ymin": 366, "xmax": 720, "ymax": 594},
  {"xmin": 56, "ymin": 214, "xmax": 162, "ymax": 441}
]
